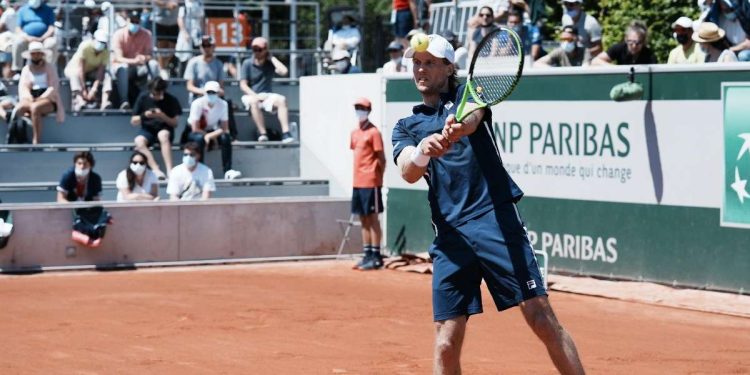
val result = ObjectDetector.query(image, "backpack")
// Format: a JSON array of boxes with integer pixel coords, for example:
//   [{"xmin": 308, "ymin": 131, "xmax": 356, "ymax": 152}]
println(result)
[{"xmin": 6, "ymin": 117, "xmax": 29, "ymax": 144}]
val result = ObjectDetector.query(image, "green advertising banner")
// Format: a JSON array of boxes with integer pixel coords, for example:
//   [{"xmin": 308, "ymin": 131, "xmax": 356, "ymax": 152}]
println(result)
[{"xmin": 722, "ymin": 84, "xmax": 750, "ymax": 228}]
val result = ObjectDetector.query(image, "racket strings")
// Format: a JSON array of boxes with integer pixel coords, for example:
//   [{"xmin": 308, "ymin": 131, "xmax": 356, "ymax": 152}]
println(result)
[{"xmin": 470, "ymin": 29, "xmax": 522, "ymax": 104}]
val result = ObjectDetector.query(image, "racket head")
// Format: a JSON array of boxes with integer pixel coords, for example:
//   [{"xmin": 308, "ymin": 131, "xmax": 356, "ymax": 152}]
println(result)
[{"xmin": 466, "ymin": 27, "xmax": 524, "ymax": 107}]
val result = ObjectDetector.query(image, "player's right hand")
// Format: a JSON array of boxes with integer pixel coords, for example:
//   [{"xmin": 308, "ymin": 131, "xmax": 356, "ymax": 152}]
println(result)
[{"xmin": 420, "ymin": 134, "xmax": 451, "ymax": 158}]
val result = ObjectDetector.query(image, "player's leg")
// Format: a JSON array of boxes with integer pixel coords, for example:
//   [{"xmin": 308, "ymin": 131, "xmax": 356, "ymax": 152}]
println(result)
[
  {"xmin": 351, "ymin": 188, "xmax": 372, "ymax": 268},
  {"xmin": 434, "ymin": 316, "xmax": 467, "ymax": 375},
  {"xmin": 520, "ymin": 296, "xmax": 584, "ymax": 375}
]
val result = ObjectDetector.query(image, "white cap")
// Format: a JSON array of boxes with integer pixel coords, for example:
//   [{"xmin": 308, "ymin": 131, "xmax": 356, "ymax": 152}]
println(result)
[
  {"xmin": 101, "ymin": 1, "xmax": 111, "ymax": 11},
  {"xmin": 331, "ymin": 49, "xmax": 351, "ymax": 61},
  {"xmin": 27, "ymin": 41, "xmax": 44, "ymax": 53},
  {"xmin": 93, "ymin": 30, "xmax": 109, "ymax": 44},
  {"xmin": 84, "ymin": 0, "xmax": 96, "ymax": 8},
  {"xmin": 404, "ymin": 34, "xmax": 455, "ymax": 63},
  {"xmin": 672, "ymin": 16, "xmax": 694, "ymax": 29},
  {"xmin": 203, "ymin": 81, "xmax": 220, "ymax": 93},
  {"xmin": 562, "ymin": 0, "xmax": 583, "ymax": 3}
]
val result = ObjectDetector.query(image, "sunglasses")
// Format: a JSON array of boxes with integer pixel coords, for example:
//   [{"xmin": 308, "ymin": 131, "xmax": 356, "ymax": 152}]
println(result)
[
  {"xmin": 625, "ymin": 40, "xmax": 643, "ymax": 46},
  {"xmin": 252, "ymin": 48, "xmax": 267, "ymax": 53},
  {"xmin": 563, "ymin": 2, "xmax": 579, "ymax": 8},
  {"xmin": 479, "ymin": 13, "xmax": 493, "ymax": 18},
  {"xmin": 354, "ymin": 105, "xmax": 369, "ymax": 110},
  {"xmin": 131, "ymin": 160, "xmax": 146, "ymax": 165}
]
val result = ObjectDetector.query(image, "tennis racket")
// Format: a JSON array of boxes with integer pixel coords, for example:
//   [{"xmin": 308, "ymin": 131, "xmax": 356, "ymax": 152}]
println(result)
[{"xmin": 454, "ymin": 27, "xmax": 524, "ymax": 122}]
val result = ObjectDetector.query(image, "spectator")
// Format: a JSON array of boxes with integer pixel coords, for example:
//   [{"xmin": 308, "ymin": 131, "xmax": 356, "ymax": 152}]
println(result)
[
  {"xmin": 327, "ymin": 15, "xmax": 361, "ymax": 56},
  {"xmin": 187, "ymin": 81, "xmax": 242, "ymax": 180},
  {"xmin": 116, "ymin": 151, "xmax": 159, "ymax": 201},
  {"xmin": 441, "ymin": 30, "xmax": 468, "ymax": 70},
  {"xmin": 131, "ymin": 77, "xmax": 181, "ymax": 179},
  {"xmin": 592, "ymin": 21, "xmax": 657, "ymax": 65},
  {"xmin": 507, "ymin": 10, "xmax": 542, "ymax": 60},
  {"xmin": 152, "ymin": 0, "xmax": 179, "ymax": 78},
  {"xmin": 667, "ymin": 17, "xmax": 706, "ymax": 64},
  {"xmin": 382, "ymin": 41, "xmax": 407, "ymax": 73},
  {"xmin": 0, "ymin": 79, "xmax": 16, "ymax": 124},
  {"xmin": 693, "ymin": 21, "xmax": 739, "ymax": 62},
  {"xmin": 175, "ymin": 0, "xmax": 204, "ymax": 66},
  {"xmin": 328, "ymin": 48, "xmax": 361, "ymax": 74},
  {"xmin": 476, "ymin": 0, "xmax": 530, "ymax": 25},
  {"xmin": 350, "ymin": 97, "xmax": 386, "ymax": 271},
  {"xmin": 561, "ymin": 0, "xmax": 602, "ymax": 57},
  {"xmin": 534, "ymin": 25, "xmax": 589, "ymax": 67},
  {"xmin": 111, "ymin": 9, "xmax": 160, "ymax": 109},
  {"xmin": 393, "ymin": 0, "xmax": 414, "ymax": 48},
  {"xmin": 239, "ymin": 37, "xmax": 294, "ymax": 143},
  {"xmin": 65, "ymin": 29, "xmax": 113, "ymax": 112},
  {"xmin": 184, "ymin": 35, "xmax": 223, "ymax": 101},
  {"xmin": 13, "ymin": 41, "xmax": 63, "ymax": 144},
  {"xmin": 167, "ymin": 142, "xmax": 215, "ymax": 200},
  {"xmin": 0, "ymin": 1, "xmax": 17, "ymax": 78},
  {"xmin": 56, "ymin": 151, "xmax": 102, "ymax": 203},
  {"xmin": 12, "ymin": 0, "xmax": 56, "ymax": 77},
  {"xmin": 97, "ymin": 1, "xmax": 127, "ymax": 38},
  {"xmin": 468, "ymin": 6, "xmax": 499, "ymax": 59},
  {"xmin": 704, "ymin": 0, "xmax": 750, "ymax": 61}
]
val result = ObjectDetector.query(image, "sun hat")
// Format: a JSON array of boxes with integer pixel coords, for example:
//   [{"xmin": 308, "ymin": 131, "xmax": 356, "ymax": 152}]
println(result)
[{"xmin": 692, "ymin": 22, "xmax": 725, "ymax": 43}]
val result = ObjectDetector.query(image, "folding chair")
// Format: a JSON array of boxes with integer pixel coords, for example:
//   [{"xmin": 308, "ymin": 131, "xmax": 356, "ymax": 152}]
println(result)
[{"xmin": 336, "ymin": 214, "xmax": 361, "ymax": 259}]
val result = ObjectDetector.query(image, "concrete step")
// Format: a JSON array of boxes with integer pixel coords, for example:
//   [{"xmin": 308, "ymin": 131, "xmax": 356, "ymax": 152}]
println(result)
[
  {"xmin": 0, "ymin": 143, "xmax": 300, "ymax": 183},
  {"xmin": 0, "ymin": 111, "xmax": 300, "ymax": 144},
  {"xmin": 0, "ymin": 178, "xmax": 329, "ymax": 203}
]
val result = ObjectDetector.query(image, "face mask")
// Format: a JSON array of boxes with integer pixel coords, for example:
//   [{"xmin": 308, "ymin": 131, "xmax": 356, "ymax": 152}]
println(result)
[
  {"xmin": 206, "ymin": 93, "xmax": 219, "ymax": 104},
  {"xmin": 31, "ymin": 58, "xmax": 43, "ymax": 65},
  {"xmin": 75, "ymin": 167, "xmax": 90, "ymax": 178},
  {"xmin": 342, "ymin": 24, "xmax": 351, "ymax": 30},
  {"xmin": 565, "ymin": 8, "xmax": 580, "ymax": 19},
  {"xmin": 561, "ymin": 41, "xmax": 575, "ymax": 53},
  {"xmin": 28, "ymin": 0, "xmax": 41, "ymax": 9},
  {"xmin": 130, "ymin": 163, "xmax": 146, "ymax": 176},
  {"xmin": 674, "ymin": 33, "xmax": 690, "ymax": 45},
  {"xmin": 391, "ymin": 57, "xmax": 402, "ymax": 65},
  {"xmin": 128, "ymin": 23, "xmax": 140, "ymax": 33},
  {"xmin": 511, "ymin": 25, "xmax": 522, "ymax": 34},
  {"xmin": 355, "ymin": 109, "xmax": 369, "ymax": 122},
  {"xmin": 699, "ymin": 44, "xmax": 709, "ymax": 54},
  {"xmin": 725, "ymin": 12, "xmax": 738, "ymax": 22},
  {"xmin": 183, "ymin": 155, "xmax": 196, "ymax": 167},
  {"xmin": 94, "ymin": 41, "xmax": 106, "ymax": 52}
]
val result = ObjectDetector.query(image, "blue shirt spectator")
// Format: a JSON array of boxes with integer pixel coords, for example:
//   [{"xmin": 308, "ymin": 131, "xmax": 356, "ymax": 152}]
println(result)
[
  {"xmin": 507, "ymin": 11, "xmax": 542, "ymax": 59},
  {"xmin": 17, "ymin": 1, "xmax": 54, "ymax": 38}
]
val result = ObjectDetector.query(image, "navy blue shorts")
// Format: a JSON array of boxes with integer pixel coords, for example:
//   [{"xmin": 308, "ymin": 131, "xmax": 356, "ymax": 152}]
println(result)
[
  {"xmin": 393, "ymin": 9, "xmax": 414, "ymax": 38},
  {"xmin": 351, "ymin": 187, "xmax": 383, "ymax": 216},
  {"xmin": 137, "ymin": 127, "xmax": 174, "ymax": 146},
  {"xmin": 429, "ymin": 203, "xmax": 547, "ymax": 321}
]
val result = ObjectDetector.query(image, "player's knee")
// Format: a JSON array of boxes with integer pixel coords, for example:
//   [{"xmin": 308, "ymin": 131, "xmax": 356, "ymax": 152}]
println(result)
[
  {"xmin": 434, "ymin": 333, "xmax": 461, "ymax": 359},
  {"xmin": 527, "ymin": 309, "xmax": 563, "ymax": 344}
]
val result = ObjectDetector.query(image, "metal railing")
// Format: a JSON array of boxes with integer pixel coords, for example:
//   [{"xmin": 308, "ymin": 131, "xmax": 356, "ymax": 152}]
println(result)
[{"xmin": 429, "ymin": 1, "xmax": 480, "ymax": 48}]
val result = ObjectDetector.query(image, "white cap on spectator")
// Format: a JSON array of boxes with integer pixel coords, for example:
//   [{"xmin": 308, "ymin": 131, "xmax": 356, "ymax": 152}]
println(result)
[
  {"xmin": 562, "ymin": 0, "xmax": 583, "ymax": 3},
  {"xmin": 84, "ymin": 0, "xmax": 96, "ymax": 8},
  {"xmin": 404, "ymin": 34, "xmax": 455, "ymax": 64},
  {"xmin": 331, "ymin": 49, "xmax": 351, "ymax": 61},
  {"xmin": 203, "ymin": 81, "xmax": 221, "ymax": 93},
  {"xmin": 94, "ymin": 30, "xmax": 109, "ymax": 44},
  {"xmin": 672, "ymin": 16, "xmax": 694, "ymax": 29},
  {"xmin": 22, "ymin": 41, "xmax": 51, "ymax": 59},
  {"xmin": 101, "ymin": 1, "xmax": 112, "ymax": 12}
]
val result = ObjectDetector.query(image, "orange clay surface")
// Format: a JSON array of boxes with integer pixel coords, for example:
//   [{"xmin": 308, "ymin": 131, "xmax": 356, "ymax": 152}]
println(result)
[{"xmin": 1, "ymin": 260, "xmax": 749, "ymax": 374}]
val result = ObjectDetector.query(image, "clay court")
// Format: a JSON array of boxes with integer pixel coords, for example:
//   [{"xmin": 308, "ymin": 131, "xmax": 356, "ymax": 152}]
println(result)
[{"xmin": 1, "ymin": 260, "xmax": 749, "ymax": 374}]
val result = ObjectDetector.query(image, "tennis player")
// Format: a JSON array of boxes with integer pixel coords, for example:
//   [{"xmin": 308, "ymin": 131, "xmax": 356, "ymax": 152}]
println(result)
[{"xmin": 392, "ymin": 34, "xmax": 585, "ymax": 374}]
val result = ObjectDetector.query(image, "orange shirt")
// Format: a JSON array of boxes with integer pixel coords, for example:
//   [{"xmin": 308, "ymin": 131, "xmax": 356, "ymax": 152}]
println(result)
[
  {"xmin": 393, "ymin": 0, "xmax": 410, "ymax": 11},
  {"xmin": 351, "ymin": 123, "xmax": 384, "ymax": 188},
  {"xmin": 112, "ymin": 27, "xmax": 154, "ymax": 60}
]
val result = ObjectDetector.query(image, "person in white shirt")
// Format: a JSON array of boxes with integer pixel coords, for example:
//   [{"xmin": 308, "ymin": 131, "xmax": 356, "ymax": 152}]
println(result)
[
  {"xmin": 327, "ymin": 15, "xmax": 361, "ymax": 54},
  {"xmin": 167, "ymin": 142, "xmax": 216, "ymax": 200},
  {"xmin": 187, "ymin": 81, "xmax": 241, "ymax": 180},
  {"xmin": 382, "ymin": 41, "xmax": 407, "ymax": 73},
  {"xmin": 116, "ymin": 151, "xmax": 159, "ymax": 201}
]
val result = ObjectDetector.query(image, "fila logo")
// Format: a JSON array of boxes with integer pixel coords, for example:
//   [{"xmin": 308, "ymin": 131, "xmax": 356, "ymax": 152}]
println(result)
[{"xmin": 526, "ymin": 280, "xmax": 537, "ymax": 290}]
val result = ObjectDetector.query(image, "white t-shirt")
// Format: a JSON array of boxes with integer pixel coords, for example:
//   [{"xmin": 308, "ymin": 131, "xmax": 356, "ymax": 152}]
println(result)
[
  {"xmin": 187, "ymin": 96, "xmax": 229, "ymax": 132},
  {"xmin": 115, "ymin": 169, "xmax": 159, "ymax": 201},
  {"xmin": 562, "ymin": 12, "xmax": 602, "ymax": 48},
  {"xmin": 166, "ymin": 163, "xmax": 216, "ymax": 200},
  {"xmin": 329, "ymin": 26, "xmax": 361, "ymax": 51},
  {"xmin": 0, "ymin": 7, "xmax": 17, "ymax": 32},
  {"xmin": 719, "ymin": 16, "xmax": 747, "ymax": 46}
]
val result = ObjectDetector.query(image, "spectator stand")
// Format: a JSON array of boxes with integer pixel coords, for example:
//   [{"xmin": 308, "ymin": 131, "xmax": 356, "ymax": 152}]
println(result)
[{"xmin": 429, "ymin": 0, "xmax": 480, "ymax": 48}]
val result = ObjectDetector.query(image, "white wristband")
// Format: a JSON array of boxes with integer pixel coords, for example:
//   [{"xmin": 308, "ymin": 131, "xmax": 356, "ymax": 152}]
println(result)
[{"xmin": 410, "ymin": 141, "xmax": 431, "ymax": 167}]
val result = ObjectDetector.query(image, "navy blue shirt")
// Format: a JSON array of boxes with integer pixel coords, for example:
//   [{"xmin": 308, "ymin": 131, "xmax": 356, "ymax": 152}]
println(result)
[
  {"xmin": 392, "ymin": 85, "xmax": 523, "ymax": 231},
  {"xmin": 57, "ymin": 167, "xmax": 102, "ymax": 202}
]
